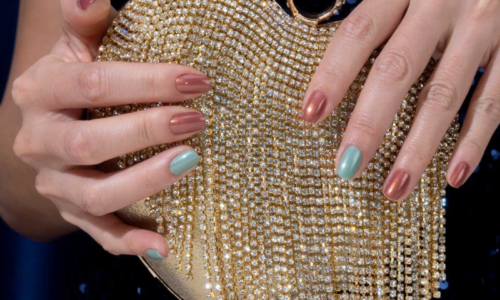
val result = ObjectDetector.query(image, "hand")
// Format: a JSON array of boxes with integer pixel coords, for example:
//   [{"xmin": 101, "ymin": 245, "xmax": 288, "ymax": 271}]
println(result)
[
  {"xmin": 303, "ymin": 0, "xmax": 500, "ymax": 201},
  {"xmin": 12, "ymin": 0, "xmax": 210, "ymax": 258}
]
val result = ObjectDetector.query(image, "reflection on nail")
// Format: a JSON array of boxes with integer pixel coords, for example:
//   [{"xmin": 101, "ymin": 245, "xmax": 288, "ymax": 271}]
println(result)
[
  {"xmin": 384, "ymin": 170, "xmax": 410, "ymax": 201},
  {"xmin": 336, "ymin": 146, "xmax": 362, "ymax": 180},
  {"xmin": 77, "ymin": 0, "xmax": 96, "ymax": 10},
  {"xmin": 170, "ymin": 150, "xmax": 200, "ymax": 175},
  {"xmin": 175, "ymin": 74, "xmax": 211, "ymax": 94},
  {"xmin": 170, "ymin": 112, "xmax": 206, "ymax": 135},
  {"xmin": 302, "ymin": 90, "xmax": 327, "ymax": 123},
  {"xmin": 449, "ymin": 162, "xmax": 469, "ymax": 188},
  {"xmin": 146, "ymin": 249, "xmax": 166, "ymax": 260}
]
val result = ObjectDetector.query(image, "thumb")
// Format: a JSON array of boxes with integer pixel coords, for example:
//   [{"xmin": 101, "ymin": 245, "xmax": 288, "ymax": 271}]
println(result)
[{"xmin": 61, "ymin": 0, "xmax": 117, "ymax": 56}]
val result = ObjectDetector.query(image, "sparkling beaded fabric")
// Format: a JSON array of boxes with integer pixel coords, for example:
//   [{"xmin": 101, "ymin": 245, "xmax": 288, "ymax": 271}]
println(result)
[{"xmin": 90, "ymin": 0, "xmax": 459, "ymax": 299}]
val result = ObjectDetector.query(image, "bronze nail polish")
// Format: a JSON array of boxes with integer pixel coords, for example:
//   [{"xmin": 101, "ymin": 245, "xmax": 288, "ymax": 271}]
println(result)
[
  {"xmin": 384, "ymin": 170, "xmax": 410, "ymax": 201},
  {"xmin": 170, "ymin": 112, "xmax": 206, "ymax": 135},
  {"xmin": 302, "ymin": 90, "xmax": 327, "ymax": 124},
  {"xmin": 175, "ymin": 74, "xmax": 211, "ymax": 94},
  {"xmin": 449, "ymin": 162, "xmax": 470, "ymax": 188}
]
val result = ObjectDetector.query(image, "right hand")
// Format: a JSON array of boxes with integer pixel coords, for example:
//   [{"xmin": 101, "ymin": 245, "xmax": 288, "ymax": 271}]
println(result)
[{"xmin": 11, "ymin": 0, "xmax": 211, "ymax": 259}]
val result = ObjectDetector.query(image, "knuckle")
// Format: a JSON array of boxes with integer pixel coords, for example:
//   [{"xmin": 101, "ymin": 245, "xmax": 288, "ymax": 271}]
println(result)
[
  {"xmin": 63, "ymin": 128, "xmax": 96, "ymax": 164},
  {"xmin": 80, "ymin": 184, "xmax": 107, "ymax": 216},
  {"xmin": 475, "ymin": 95, "xmax": 500, "ymax": 123},
  {"xmin": 79, "ymin": 65, "xmax": 108, "ymax": 104},
  {"xmin": 319, "ymin": 60, "xmax": 344, "ymax": 86},
  {"xmin": 34, "ymin": 173, "xmax": 54, "ymax": 198},
  {"xmin": 59, "ymin": 211, "xmax": 76, "ymax": 224},
  {"xmin": 137, "ymin": 110, "xmax": 165, "ymax": 144},
  {"xmin": 11, "ymin": 75, "xmax": 30, "ymax": 107},
  {"xmin": 340, "ymin": 12, "xmax": 376, "ymax": 41},
  {"xmin": 102, "ymin": 242, "xmax": 121, "ymax": 256},
  {"xmin": 463, "ymin": 136, "xmax": 484, "ymax": 155},
  {"xmin": 374, "ymin": 51, "xmax": 411, "ymax": 83},
  {"xmin": 12, "ymin": 134, "xmax": 31, "ymax": 161},
  {"xmin": 401, "ymin": 140, "xmax": 428, "ymax": 164},
  {"xmin": 421, "ymin": 81, "xmax": 458, "ymax": 112},
  {"xmin": 348, "ymin": 117, "xmax": 378, "ymax": 138},
  {"xmin": 141, "ymin": 167, "xmax": 162, "ymax": 193}
]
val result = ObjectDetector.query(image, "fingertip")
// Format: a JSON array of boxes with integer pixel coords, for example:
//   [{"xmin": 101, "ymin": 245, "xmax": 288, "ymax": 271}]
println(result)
[{"xmin": 62, "ymin": 0, "xmax": 113, "ymax": 37}]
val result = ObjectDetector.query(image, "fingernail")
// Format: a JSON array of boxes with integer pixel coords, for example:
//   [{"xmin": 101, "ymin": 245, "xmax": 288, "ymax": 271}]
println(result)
[
  {"xmin": 170, "ymin": 150, "xmax": 200, "ymax": 175},
  {"xmin": 302, "ymin": 90, "xmax": 327, "ymax": 123},
  {"xmin": 146, "ymin": 249, "xmax": 165, "ymax": 260},
  {"xmin": 336, "ymin": 146, "xmax": 362, "ymax": 180},
  {"xmin": 77, "ymin": 0, "xmax": 96, "ymax": 10},
  {"xmin": 170, "ymin": 112, "xmax": 206, "ymax": 135},
  {"xmin": 449, "ymin": 162, "xmax": 470, "ymax": 188},
  {"xmin": 175, "ymin": 74, "xmax": 211, "ymax": 94},
  {"xmin": 384, "ymin": 170, "xmax": 411, "ymax": 201}
]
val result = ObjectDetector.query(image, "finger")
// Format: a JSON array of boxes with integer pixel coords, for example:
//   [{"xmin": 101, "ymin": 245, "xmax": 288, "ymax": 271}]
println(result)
[
  {"xmin": 302, "ymin": 0, "xmax": 409, "ymax": 124},
  {"xmin": 60, "ymin": 0, "xmax": 117, "ymax": 59},
  {"xmin": 37, "ymin": 146, "xmax": 200, "ymax": 216},
  {"xmin": 447, "ymin": 53, "xmax": 500, "ymax": 188},
  {"xmin": 38, "ymin": 106, "xmax": 205, "ymax": 165},
  {"xmin": 30, "ymin": 57, "xmax": 211, "ymax": 109},
  {"xmin": 335, "ymin": 3, "xmax": 447, "ymax": 180},
  {"xmin": 383, "ymin": 28, "xmax": 489, "ymax": 201},
  {"xmin": 60, "ymin": 207, "xmax": 168, "ymax": 258}
]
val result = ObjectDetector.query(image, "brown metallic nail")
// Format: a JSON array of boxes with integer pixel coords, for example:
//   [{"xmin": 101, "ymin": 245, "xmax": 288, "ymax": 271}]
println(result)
[
  {"xmin": 449, "ymin": 162, "xmax": 470, "ymax": 188},
  {"xmin": 384, "ymin": 170, "xmax": 410, "ymax": 201},
  {"xmin": 302, "ymin": 90, "xmax": 327, "ymax": 123},
  {"xmin": 170, "ymin": 112, "xmax": 206, "ymax": 135},
  {"xmin": 175, "ymin": 74, "xmax": 211, "ymax": 94}
]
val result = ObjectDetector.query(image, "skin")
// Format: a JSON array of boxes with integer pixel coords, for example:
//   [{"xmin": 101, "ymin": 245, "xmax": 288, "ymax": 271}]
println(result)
[
  {"xmin": 303, "ymin": 0, "xmax": 500, "ymax": 201},
  {"xmin": 1, "ymin": 0, "xmax": 499, "ymax": 256},
  {"xmin": 2, "ymin": 0, "xmax": 211, "ymax": 258}
]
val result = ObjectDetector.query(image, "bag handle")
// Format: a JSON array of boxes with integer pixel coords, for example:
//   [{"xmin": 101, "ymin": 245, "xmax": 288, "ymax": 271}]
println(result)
[{"xmin": 286, "ymin": 0, "xmax": 346, "ymax": 26}]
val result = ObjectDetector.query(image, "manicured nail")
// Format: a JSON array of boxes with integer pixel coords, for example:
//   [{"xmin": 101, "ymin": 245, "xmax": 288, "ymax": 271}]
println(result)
[
  {"xmin": 170, "ymin": 150, "xmax": 200, "ymax": 175},
  {"xmin": 77, "ymin": 0, "xmax": 96, "ymax": 10},
  {"xmin": 302, "ymin": 90, "xmax": 327, "ymax": 123},
  {"xmin": 175, "ymin": 74, "xmax": 211, "ymax": 94},
  {"xmin": 146, "ymin": 249, "xmax": 165, "ymax": 260},
  {"xmin": 449, "ymin": 162, "xmax": 470, "ymax": 188},
  {"xmin": 384, "ymin": 169, "xmax": 410, "ymax": 201},
  {"xmin": 170, "ymin": 112, "xmax": 206, "ymax": 135},
  {"xmin": 336, "ymin": 146, "xmax": 362, "ymax": 180}
]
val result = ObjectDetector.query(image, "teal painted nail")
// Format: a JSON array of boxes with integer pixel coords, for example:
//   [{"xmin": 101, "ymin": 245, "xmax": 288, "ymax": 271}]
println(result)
[
  {"xmin": 170, "ymin": 150, "xmax": 200, "ymax": 175},
  {"xmin": 146, "ymin": 249, "xmax": 165, "ymax": 260},
  {"xmin": 337, "ymin": 146, "xmax": 362, "ymax": 180}
]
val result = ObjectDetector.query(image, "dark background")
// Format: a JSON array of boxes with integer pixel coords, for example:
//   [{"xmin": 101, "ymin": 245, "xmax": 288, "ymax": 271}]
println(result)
[{"xmin": 0, "ymin": 0, "xmax": 499, "ymax": 299}]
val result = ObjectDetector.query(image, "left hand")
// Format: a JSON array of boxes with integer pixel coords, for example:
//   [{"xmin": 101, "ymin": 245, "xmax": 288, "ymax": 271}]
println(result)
[{"xmin": 303, "ymin": 0, "xmax": 500, "ymax": 201}]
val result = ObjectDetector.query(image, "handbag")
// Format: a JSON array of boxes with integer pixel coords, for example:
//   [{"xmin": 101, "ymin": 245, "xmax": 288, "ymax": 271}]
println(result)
[{"xmin": 89, "ymin": 0, "xmax": 458, "ymax": 299}]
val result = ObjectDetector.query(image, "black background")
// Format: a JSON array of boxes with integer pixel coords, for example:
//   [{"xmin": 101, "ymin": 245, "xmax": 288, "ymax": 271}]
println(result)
[{"xmin": 0, "ymin": 1, "xmax": 499, "ymax": 299}]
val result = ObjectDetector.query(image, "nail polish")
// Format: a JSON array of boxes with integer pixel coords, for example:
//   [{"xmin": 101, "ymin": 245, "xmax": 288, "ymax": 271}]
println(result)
[
  {"xmin": 384, "ymin": 170, "xmax": 410, "ymax": 201},
  {"xmin": 336, "ymin": 146, "xmax": 362, "ymax": 180},
  {"xmin": 170, "ymin": 112, "xmax": 206, "ymax": 135},
  {"xmin": 77, "ymin": 0, "xmax": 96, "ymax": 10},
  {"xmin": 146, "ymin": 249, "xmax": 165, "ymax": 260},
  {"xmin": 302, "ymin": 90, "xmax": 327, "ymax": 123},
  {"xmin": 449, "ymin": 162, "xmax": 469, "ymax": 188},
  {"xmin": 170, "ymin": 150, "xmax": 200, "ymax": 175},
  {"xmin": 175, "ymin": 74, "xmax": 211, "ymax": 94}
]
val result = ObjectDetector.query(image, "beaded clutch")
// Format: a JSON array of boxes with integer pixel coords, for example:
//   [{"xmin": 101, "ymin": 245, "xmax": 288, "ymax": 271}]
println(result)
[{"xmin": 90, "ymin": 0, "xmax": 458, "ymax": 299}]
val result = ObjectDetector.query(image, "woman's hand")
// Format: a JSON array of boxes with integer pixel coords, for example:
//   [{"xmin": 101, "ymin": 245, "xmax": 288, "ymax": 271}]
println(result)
[
  {"xmin": 11, "ymin": 0, "xmax": 210, "ymax": 258},
  {"xmin": 303, "ymin": 0, "xmax": 500, "ymax": 201}
]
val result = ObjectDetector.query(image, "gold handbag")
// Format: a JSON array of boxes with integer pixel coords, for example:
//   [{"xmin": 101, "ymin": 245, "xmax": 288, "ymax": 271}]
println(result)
[{"xmin": 90, "ymin": 0, "xmax": 458, "ymax": 299}]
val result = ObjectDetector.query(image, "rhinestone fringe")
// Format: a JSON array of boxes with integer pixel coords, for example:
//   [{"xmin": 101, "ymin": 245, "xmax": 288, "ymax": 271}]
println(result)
[{"xmin": 90, "ymin": 1, "xmax": 458, "ymax": 299}]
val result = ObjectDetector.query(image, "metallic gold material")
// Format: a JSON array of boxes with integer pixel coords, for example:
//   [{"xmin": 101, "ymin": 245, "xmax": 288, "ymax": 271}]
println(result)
[
  {"xmin": 287, "ymin": 0, "xmax": 346, "ymax": 26},
  {"xmin": 91, "ymin": 1, "xmax": 457, "ymax": 299}
]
